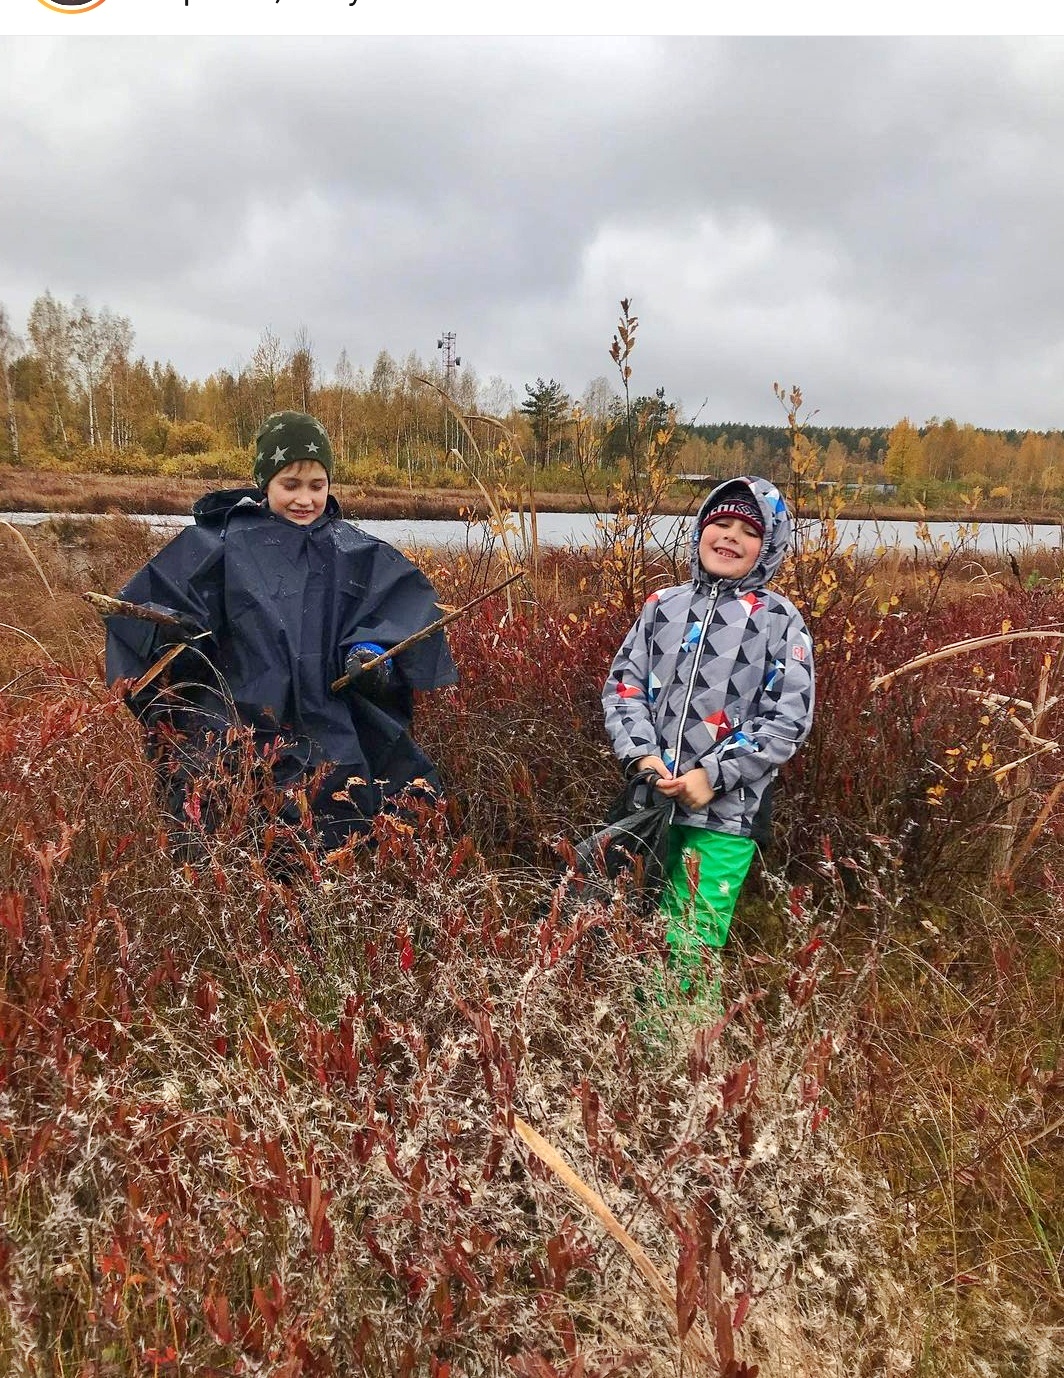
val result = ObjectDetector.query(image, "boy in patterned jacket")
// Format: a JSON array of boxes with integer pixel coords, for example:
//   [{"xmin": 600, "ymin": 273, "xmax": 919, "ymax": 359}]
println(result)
[{"xmin": 602, "ymin": 476, "xmax": 814, "ymax": 984}]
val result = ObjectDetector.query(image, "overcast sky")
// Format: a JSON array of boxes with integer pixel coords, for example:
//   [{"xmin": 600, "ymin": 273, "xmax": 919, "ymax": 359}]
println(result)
[{"xmin": 2, "ymin": 36, "xmax": 1064, "ymax": 429}]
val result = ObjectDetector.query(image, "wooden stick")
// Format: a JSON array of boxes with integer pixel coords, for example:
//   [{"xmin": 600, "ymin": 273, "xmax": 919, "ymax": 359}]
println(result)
[
  {"xmin": 330, "ymin": 569, "xmax": 525, "ymax": 693},
  {"xmin": 1000, "ymin": 777, "xmax": 1064, "ymax": 884},
  {"xmin": 84, "ymin": 592, "xmax": 210, "ymax": 699},
  {"xmin": 512, "ymin": 1114, "xmax": 716, "ymax": 1367},
  {"xmin": 83, "ymin": 591, "xmax": 205, "ymax": 635},
  {"xmin": 128, "ymin": 643, "xmax": 188, "ymax": 698}
]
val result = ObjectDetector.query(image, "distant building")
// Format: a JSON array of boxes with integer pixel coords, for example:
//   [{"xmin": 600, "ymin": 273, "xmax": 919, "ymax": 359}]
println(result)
[
  {"xmin": 676, "ymin": 475, "xmax": 899, "ymax": 498},
  {"xmin": 815, "ymin": 481, "xmax": 898, "ymax": 496}
]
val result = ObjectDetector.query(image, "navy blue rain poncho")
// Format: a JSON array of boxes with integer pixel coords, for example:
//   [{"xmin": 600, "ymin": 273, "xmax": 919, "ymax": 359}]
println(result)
[{"xmin": 105, "ymin": 488, "xmax": 458, "ymax": 845}]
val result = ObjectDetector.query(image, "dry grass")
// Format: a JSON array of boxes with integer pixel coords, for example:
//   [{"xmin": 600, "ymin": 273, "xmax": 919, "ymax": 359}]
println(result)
[{"xmin": 0, "ymin": 520, "xmax": 1060, "ymax": 1376}]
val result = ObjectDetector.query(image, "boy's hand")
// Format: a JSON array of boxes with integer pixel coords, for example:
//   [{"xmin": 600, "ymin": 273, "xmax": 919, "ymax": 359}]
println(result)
[
  {"xmin": 635, "ymin": 754, "xmax": 672, "ymax": 780},
  {"xmin": 655, "ymin": 766, "xmax": 715, "ymax": 810},
  {"xmin": 342, "ymin": 646, "xmax": 391, "ymax": 701}
]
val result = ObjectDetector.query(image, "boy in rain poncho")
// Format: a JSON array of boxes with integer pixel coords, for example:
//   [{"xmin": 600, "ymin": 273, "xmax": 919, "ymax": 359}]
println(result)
[{"xmin": 106, "ymin": 411, "xmax": 457, "ymax": 854}]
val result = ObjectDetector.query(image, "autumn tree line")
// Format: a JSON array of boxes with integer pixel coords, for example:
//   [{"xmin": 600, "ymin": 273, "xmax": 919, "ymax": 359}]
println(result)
[{"xmin": 2, "ymin": 290, "xmax": 1064, "ymax": 505}]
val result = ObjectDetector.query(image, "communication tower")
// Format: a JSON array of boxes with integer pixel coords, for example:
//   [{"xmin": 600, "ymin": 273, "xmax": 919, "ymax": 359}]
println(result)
[
  {"xmin": 436, "ymin": 331, "xmax": 462, "ymax": 457},
  {"xmin": 436, "ymin": 332, "xmax": 461, "ymax": 394}
]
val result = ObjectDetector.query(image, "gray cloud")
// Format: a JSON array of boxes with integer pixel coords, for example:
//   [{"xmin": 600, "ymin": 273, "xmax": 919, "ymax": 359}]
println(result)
[{"xmin": 2, "ymin": 36, "xmax": 1064, "ymax": 427}]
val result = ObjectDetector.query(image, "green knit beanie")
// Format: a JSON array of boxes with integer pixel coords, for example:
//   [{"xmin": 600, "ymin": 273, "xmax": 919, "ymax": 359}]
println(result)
[{"xmin": 252, "ymin": 412, "xmax": 334, "ymax": 490}]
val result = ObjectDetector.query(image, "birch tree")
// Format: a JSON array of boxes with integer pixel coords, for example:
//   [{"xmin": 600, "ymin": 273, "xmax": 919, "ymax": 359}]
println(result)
[
  {"xmin": 27, "ymin": 290, "xmax": 71, "ymax": 448},
  {"xmin": 71, "ymin": 297, "xmax": 106, "ymax": 449},
  {"xmin": 99, "ymin": 308, "xmax": 134, "ymax": 449},
  {"xmin": 335, "ymin": 347, "xmax": 354, "ymax": 463},
  {"xmin": 0, "ymin": 304, "xmax": 22, "ymax": 463},
  {"xmin": 289, "ymin": 325, "xmax": 315, "ymax": 414},
  {"xmin": 251, "ymin": 327, "xmax": 284, "ymax": 416}
]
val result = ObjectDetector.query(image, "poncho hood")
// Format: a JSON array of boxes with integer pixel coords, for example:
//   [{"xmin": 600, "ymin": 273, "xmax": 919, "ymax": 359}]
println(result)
[{"xmin": 191, "ymin": 487, "xmax": 343, "ymax": 529}]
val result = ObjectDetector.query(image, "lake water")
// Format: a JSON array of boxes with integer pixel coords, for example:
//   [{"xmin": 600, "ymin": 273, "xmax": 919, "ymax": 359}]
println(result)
[{"xmin": 3, "ymin": 509, "xmax": 1063, "ymax": 557}]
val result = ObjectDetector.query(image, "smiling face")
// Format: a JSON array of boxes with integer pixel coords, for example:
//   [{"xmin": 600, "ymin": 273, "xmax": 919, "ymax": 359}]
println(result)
[
  {"xmin": 697, "ymin": 514, "xmax": 763, "ymax": 580},
  {"xmin": 264, "ymin": 459, "xmax": 330, "ymax": 525}
]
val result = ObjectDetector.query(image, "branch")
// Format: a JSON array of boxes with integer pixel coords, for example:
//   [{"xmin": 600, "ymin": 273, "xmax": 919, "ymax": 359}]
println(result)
[{"xmin": 870, "ymin": 631, "xmax": 1064, "ymax": 692}]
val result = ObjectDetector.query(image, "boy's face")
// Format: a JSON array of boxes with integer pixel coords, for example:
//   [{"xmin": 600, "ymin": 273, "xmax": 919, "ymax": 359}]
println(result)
[
  {"xmin": 265, "ymin": 460, "xmax": 330, "ymax": 525},
  {"xmin": 698, "ymin": 515, "xmax": 763, "ymax": 580}
]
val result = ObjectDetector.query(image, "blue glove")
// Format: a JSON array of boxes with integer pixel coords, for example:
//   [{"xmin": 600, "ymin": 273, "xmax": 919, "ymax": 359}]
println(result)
[{"xmin": 343, "ymin": 642, "xmax": 392, "ymax": 701}]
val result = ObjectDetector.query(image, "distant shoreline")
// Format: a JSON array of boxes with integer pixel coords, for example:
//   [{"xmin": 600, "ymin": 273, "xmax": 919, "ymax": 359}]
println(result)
[{"xmin": 1, "ymin": 466, "xmax": 1062, "ymax": 527}]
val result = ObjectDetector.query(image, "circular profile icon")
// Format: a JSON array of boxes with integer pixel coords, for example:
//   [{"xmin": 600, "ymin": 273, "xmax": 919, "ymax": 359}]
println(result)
[{"xmin": 38, "ymin": 0, "xmax": 108, "ymax": 12}]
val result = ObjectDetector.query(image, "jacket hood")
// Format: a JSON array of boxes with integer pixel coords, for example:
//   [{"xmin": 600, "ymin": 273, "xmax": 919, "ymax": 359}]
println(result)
[
  {"xmin": 689, "ymin": 475, "xmax": 791, "ymax": 590},
  {"xmin": 191, "ymin": 487, "xmax": 342, "ymax": 528}
]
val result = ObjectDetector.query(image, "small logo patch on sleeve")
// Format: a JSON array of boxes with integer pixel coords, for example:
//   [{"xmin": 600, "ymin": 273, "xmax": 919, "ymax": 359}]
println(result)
[{"xmin": 792, "ymin": 644, "xmax": 806, "ymax": 662}]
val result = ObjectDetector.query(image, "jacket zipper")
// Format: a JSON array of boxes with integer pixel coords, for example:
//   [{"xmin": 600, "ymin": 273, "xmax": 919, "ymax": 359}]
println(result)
[{"xmin": 670, "ymin": 580, "xmax": 719, "ymax": 773}]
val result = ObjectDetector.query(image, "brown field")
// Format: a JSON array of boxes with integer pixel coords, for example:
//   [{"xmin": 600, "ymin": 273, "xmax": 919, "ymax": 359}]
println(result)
[
  {"xmin": 0, "ymin": 465, "xmax": 681, "ymax": 521},
  {"xmin": 4, "ymin": 464, "xmax": 1063, "ymax": 525}
]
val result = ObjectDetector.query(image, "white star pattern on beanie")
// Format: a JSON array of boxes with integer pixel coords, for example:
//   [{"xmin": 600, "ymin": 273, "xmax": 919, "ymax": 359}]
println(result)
[
  {"xmin": 269, "ymin": 446, "xmax": 288, "ymax": 464},
  {"xmin": 306, "ymin": 442, "xmax": 319, "ymax": 453}
]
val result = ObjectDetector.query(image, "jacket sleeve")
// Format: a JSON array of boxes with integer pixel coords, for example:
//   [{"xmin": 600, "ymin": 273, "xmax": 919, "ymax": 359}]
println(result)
[
  {"xmin": 602, "ymin": 601, "xmax": 662, "ymax": 769},
  {"xmin": 700, "ymin": 599, "xmax": 815, "ymax": 796}
]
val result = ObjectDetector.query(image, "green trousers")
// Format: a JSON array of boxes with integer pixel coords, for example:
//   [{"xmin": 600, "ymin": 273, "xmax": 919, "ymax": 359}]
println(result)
[
  {"xmin": 634, "ymin": 827, "xmax": 756, "ymax": 1027},
  {"xmin": 659, "ymin": 824, "xmax": 756, "ymax": 955}
]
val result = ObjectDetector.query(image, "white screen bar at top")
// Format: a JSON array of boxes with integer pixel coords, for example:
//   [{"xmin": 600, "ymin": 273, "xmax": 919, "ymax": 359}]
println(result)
[{"xmin": 8, "ymin": 2, "xmax": 1063, "ymax": 38}]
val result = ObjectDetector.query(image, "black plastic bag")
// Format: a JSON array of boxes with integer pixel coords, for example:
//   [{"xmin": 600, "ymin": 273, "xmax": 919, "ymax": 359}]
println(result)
[{"xmin": 570, "ymin": 769, "xmax": 676, "ymax": 908}]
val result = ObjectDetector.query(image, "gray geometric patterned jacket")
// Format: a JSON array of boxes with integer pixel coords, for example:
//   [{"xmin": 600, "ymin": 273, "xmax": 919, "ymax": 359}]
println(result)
[{"xmin": 602, "ymin": 476, "xmax": 815, "ymax": 838}]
